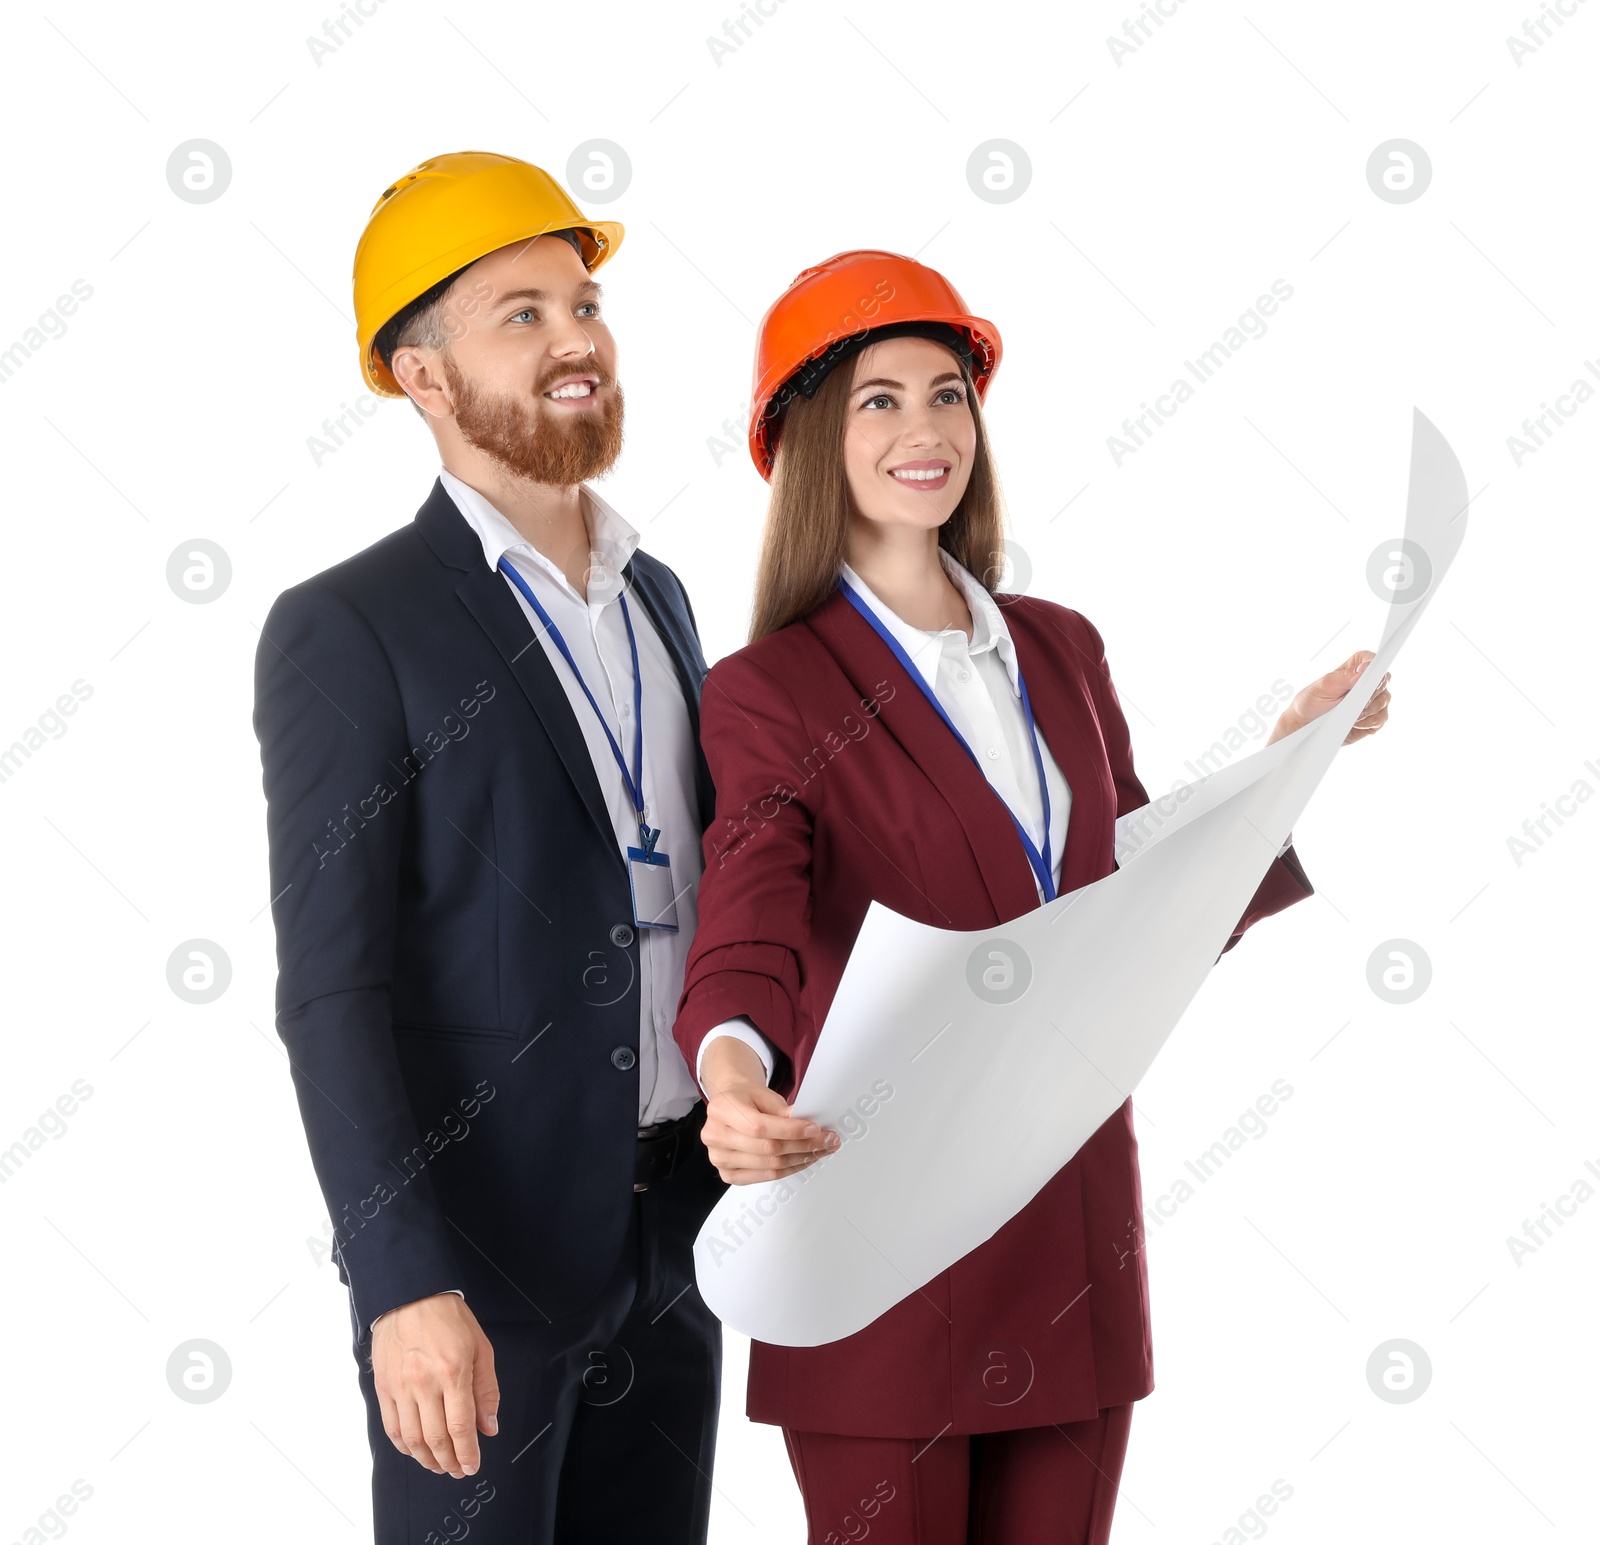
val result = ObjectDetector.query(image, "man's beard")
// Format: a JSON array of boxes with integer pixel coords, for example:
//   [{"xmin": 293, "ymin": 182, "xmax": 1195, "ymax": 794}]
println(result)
[{"xmin": 443, "ymin": 353, "xmax": 625, "ymax": 486}]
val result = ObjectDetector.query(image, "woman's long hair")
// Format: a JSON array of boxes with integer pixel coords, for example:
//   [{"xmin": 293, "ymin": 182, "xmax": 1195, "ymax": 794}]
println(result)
[{"xmin": 747, "ymin": 350, "xmax": 1007, "ymax": 643}]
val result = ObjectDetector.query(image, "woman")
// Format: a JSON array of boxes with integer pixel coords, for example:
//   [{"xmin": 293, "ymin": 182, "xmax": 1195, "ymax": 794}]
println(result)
[{"xmin": 672, "ymin": 250, "xmax": 1391, "ymax": 1544}]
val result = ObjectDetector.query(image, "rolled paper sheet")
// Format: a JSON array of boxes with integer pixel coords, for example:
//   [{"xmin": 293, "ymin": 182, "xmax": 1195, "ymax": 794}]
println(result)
[{"xmin": 695, "ymin": 409, "xmax": 1467, "ymax": 1347}]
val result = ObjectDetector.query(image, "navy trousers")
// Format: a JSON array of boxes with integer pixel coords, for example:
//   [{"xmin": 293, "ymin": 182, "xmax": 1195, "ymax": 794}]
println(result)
[{"xmin": 354, "ymin": 1139, "xmax": 723, "ymax": 1544}]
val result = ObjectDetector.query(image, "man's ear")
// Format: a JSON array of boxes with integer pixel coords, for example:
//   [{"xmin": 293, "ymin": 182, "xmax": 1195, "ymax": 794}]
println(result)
[{"xmin": 391, "ymin": 346, "xmax": 453, "ymax": 420}]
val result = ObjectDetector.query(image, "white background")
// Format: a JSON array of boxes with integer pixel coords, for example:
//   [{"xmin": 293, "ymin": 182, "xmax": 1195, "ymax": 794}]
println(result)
[{"xmin": 1, "ymin": 1, "xmax": 1595, "ymax": 1541}]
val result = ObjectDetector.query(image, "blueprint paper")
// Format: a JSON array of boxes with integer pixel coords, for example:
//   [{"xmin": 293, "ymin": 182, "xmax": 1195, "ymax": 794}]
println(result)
[{"xmin": 695, "ymin": 409, "xmax": 1467, "ymax": 1347}]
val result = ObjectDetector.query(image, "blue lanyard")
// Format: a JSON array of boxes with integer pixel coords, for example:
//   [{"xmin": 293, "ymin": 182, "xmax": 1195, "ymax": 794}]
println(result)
[
  {"xmin": 497, "ymin": 555, "xmax": 658, "ymax": 853},
  {"xmin": 837, "ymin": 575, "xmax": 1056, "ymax": 902}
]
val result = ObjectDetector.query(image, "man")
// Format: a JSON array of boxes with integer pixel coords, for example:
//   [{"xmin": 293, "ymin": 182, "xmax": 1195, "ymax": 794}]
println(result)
[{"xmin": 253, "ymin": 151, "xmax": 733, "ymax": 1544}]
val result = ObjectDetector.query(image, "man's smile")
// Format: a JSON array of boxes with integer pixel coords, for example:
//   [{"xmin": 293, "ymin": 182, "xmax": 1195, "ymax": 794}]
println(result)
[{"xmin": 544, "ymin": 373, "xmax": 600, "ymax": 406}]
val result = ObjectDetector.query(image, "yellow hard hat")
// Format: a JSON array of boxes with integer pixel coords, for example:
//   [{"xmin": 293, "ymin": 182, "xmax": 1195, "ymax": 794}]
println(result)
[{"xmin": 353, "ymin": 150, "xmax": 625, "ymax": 397}]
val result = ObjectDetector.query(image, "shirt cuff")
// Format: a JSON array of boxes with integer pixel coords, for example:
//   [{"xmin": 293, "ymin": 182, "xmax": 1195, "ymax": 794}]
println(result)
[
  {"xmin": 371, "ymin": 1288, "xmax": 464, "ymax": 1333},
  {"xmin": 696, "ymin": 1016, "xmax": 778, "ymax": 1092}
]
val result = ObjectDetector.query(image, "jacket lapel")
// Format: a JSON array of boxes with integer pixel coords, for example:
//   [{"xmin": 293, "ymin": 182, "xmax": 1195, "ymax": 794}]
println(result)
[
  {"xmin": 999, "ymin": 597, "xmax": 1119, "ymax": 897},
  {"xmin": 806, "ymin": 588, "xmax": 1042, "ymax": 920},
  {"xmin": 807, "ymin": 587, "xmax": 1120, "ymax": 919},
  {"xmin": 622, "ymin": 557, "xmax": 717, "ymax": 834},
  {"xmin": 416, "ymin": 480, "xmax": 623, "ymax": 874}
]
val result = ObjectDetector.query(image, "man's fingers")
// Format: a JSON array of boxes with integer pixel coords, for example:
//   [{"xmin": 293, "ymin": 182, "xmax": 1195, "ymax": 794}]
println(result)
[
  {"xmin": 398, "ymin": 1395, "xmax": 445, "ymax": 1475},
  {"xmin": 417, "ymin": 1387, "xmax": 465, "ymax": 1477},
  {"xmin": 473, "ymin": 1335, "xmax": 500, "ymax": 1439},
  {"xmin": 368, "ymin": 1295, "xmax": 497, "ymax": 1476},
  {"xmin": 442, "ymin": 1374, "xmax": 482, "ymax": 1476},
  {"xmin": 378, "ymin": 1387, "xmax": 408, "ymax": 1457}
]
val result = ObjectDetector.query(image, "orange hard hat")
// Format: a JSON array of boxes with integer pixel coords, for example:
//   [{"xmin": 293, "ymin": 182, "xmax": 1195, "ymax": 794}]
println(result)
[{"xmin": 748, "ymin": 249, "xmax": 1002, "ymax": 481}]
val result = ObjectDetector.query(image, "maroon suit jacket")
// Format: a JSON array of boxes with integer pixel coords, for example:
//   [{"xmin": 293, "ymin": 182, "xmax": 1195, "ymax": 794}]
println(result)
[{"xmin": 673, "ymin": 584, "xmax": 1314, "ymax": 1437}]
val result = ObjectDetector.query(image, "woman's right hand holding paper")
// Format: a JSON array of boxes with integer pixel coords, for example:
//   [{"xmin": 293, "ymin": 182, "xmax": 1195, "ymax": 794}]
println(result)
[{"xmin": 697, "ymin": 1036, "xmax": 840, "ymax": 1185}]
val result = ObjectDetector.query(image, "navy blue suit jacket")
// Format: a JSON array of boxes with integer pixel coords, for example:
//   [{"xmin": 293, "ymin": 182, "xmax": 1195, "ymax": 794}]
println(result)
[{"xmin": 253, "ymin": 477, "xmax": 722, "ymax": 1337}]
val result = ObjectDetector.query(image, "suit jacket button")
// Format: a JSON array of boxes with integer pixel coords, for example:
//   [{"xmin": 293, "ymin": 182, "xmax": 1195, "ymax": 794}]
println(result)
[
  {"xmin": 611, "ymin": 1046, "xmax": 637, "ymax": 1071},
  {"xmin": 610, "ymin": 924, "xmax": 635, "ymax": 947}
]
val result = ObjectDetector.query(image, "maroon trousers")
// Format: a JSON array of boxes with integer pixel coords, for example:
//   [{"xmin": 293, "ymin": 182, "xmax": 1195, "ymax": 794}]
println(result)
[{"xmin": 782, "ymin": 1405, "xmax": 1135, "ymax": 1545}]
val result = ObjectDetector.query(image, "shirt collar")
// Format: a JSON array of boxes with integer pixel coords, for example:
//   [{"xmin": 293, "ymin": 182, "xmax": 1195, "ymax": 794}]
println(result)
[
  {"xmin": 438, "ymin": 466, "xmax": 640, "ymax": 603},
  {"xmin": 838, "ymin": 548, "xmax": 1021, "ymax": 696}
]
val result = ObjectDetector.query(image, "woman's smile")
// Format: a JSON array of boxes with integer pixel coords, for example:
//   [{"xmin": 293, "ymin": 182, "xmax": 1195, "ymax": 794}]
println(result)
[{"xmin": 887, "ymin": 458, "xmax": 952, "ymax": 491}]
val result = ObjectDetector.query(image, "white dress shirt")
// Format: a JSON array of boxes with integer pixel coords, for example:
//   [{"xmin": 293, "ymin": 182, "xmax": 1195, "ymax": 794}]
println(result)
[
  {"xmin": 440, "ymin": 467, "xmax": 705, "ymax": 1129},
  {"xmin": 697, "ymin": 548, "xmax": 1073, "ymax": 1091}
]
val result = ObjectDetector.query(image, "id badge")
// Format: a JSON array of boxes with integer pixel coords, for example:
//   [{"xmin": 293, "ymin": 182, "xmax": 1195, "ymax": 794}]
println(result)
[{"xmin": 627, "ymin": 846, "xmax": 679, "ymax": 931}]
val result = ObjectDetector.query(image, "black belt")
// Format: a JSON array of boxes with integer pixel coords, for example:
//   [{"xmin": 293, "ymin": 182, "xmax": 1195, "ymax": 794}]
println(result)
[{"xmin": 634, "ymin": 1101, "xmax": 706, "ymax": 1192}]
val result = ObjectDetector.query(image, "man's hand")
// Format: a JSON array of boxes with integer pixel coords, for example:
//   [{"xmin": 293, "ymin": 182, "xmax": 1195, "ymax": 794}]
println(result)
[
  {"xmin": 698, "ymin": 1036, "xmax": 840, "ymax": 1185},
  {"xmin": 1269, "ymin": 650, "xmax": 1393, "ymax": 748},
  {"xmin": 371, "ymin": 1293, "xmax": 499, "ymax": 1478}
]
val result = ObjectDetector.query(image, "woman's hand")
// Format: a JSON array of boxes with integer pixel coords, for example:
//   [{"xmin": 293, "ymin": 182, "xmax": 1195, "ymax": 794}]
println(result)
[
  {"xmin": 1268, "ymin": 650, "xmax": 1393, "ymax": 748},
  {"xmin": 698, "ymin": 1036, "xmax": 840, "ymax": 1185}
]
